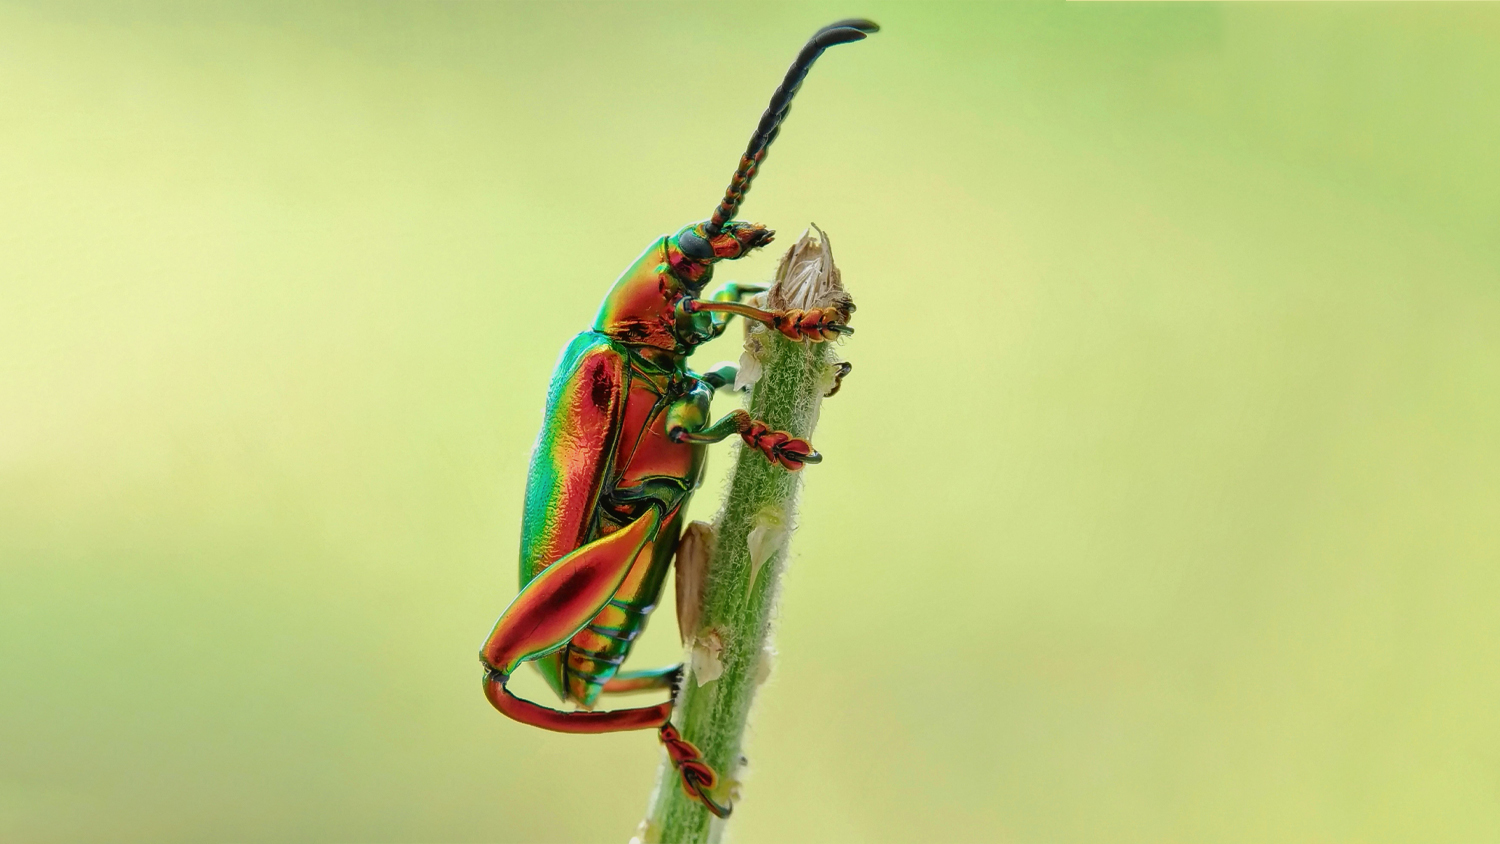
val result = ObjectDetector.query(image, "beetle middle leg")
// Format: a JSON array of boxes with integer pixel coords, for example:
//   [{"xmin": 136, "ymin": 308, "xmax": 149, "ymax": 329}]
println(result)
[
  {"xmin": 671, "ymin": 408, "xmax": 821, "ymax": 470},
  {"xmin": 696, "ymin": 362, "xmax": 739, "ymax": 391}
]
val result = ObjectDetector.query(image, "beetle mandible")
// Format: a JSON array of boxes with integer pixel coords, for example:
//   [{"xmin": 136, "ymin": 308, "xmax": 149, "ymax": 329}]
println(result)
[{"xmin": 479, "ymin": 19, "xmax": 877, "ymax": 818}]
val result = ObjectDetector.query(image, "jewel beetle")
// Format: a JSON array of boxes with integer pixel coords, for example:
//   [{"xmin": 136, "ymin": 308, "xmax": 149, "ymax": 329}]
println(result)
[{"xmin": 479, "ymin": 19, "xmax": 877, "ymax": 818}]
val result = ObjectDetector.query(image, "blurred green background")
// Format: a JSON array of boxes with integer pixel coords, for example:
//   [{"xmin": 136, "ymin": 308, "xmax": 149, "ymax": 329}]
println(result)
[{"xmin": 3, "ymin": 2, "xmax": 1498, "ymax": 842}]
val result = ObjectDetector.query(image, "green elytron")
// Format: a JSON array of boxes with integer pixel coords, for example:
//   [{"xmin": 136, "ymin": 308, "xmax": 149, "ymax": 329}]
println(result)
[{"xmin": 479, "ymin": 19, "xmax": 875, "ymax": 818}]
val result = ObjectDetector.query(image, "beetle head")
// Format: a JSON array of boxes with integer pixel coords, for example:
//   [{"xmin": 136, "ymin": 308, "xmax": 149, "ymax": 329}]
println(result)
[{"xmin": 669, "ymin": 221, "xmax": 775, "ymax": 283}]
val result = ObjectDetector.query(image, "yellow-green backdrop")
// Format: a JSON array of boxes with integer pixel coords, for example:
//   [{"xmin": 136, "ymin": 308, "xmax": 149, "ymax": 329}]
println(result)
[{"xmin": 3, "ymin": 2, "xmax": 1497, "ymax": 842}]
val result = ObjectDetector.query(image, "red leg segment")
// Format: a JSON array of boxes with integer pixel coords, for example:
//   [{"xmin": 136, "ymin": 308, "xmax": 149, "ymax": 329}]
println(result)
[
  {"xmin": 481, "ymin": 507, "xmax": 675, "ymax": 733},
  {"xmin": 482, "ymin": 508, "xmax": 660, "ymax": 676},
  {"xmin": 483, "ymin": 674, "xmax": 671, "ymax": 733},
  {"xmin": 687, "ymin": 300, "xmax": 852, "ymax": 341},
  {"xmin": 660, "ymin": 724, "xmax": 733, "ymax": 818},
  {"xmin": 479, "ymin": 505, "xmax": 732, "ymax": 815}
]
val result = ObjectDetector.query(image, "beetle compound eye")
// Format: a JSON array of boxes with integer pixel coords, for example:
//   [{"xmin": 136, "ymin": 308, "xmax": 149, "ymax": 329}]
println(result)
[{"xmin": 678, "ymin": 231, "xmax": 713, "ymax": 260}]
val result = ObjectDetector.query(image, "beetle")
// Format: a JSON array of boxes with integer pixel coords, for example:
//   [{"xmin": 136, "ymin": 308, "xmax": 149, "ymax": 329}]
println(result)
[{"xmin": 479, "ymin": 19, "xmax": 877, "ymax": 818}]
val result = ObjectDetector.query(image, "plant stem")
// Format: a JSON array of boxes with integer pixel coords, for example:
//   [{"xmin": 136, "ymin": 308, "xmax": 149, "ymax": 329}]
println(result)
[{"xmin": 638, "ymin": 227, "xmax": 852, "ymax": 844}]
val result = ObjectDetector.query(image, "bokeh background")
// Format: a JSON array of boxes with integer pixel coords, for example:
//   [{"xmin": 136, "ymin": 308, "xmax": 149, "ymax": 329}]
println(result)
[{"xmin": 4, "ymin": 2, "xmax": 1498, "ymax": 842}]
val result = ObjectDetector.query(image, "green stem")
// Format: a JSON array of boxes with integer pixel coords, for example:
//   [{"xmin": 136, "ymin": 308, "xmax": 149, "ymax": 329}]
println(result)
[{"xmin": 639, "ymin": 228, "xmax": 850, "ymax": 844}]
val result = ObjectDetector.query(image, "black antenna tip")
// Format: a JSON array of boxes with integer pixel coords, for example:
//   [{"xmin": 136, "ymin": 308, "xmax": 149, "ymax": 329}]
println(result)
[
  {"xmin": 818, "ymin": 18, "xmax": 880, "ymax": 36},
  {"xmin": 812, "ymin": 26, "xmax": 872, "ymax": 50}
]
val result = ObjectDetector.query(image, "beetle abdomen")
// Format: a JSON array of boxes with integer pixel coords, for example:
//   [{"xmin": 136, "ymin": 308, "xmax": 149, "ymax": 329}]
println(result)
[
  {"xmin": 566, "ymin": 596, "xmax": 661, "ymax": 707},
  {"xmin": 565, "ymin": 599, "xmax": 648, "ymax": 705},
  {"xmin": 564, "ymin": 506, "xmax": 684, "ymax": 707}
]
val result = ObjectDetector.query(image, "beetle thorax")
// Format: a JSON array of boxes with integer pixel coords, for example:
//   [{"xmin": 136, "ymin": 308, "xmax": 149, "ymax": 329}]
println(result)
[{"xmin": 593, "ymin": 235, "xmax": 713, "ymax": 357}]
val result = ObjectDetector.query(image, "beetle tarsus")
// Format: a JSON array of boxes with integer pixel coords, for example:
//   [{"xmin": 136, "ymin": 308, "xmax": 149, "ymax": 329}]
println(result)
[
  {"xmin": 768, "ymin": 306, "xmax": 853, "ymax": 342},
  {"xmin": 825, "ymin": 361, "xmax": 853, "ymax": 397},
  {"xmin": 659, "ymin": 723, "xmax": 733, "ymax": 819},
  {"xmin": 739, "ymin": 417, "xmax": 819, "ymax": 470},
  {"xmin": 686, "ymin": 770, "xmax": 733, "ymax": 820}
]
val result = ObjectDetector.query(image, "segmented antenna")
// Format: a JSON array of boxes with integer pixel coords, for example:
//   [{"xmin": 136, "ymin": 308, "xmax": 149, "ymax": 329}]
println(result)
[{"xmin": 703, "ymin": 19, "xmax": 879, "ymax": 236}]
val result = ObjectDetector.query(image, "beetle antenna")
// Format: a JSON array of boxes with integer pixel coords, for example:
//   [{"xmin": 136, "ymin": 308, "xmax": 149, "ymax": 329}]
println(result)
[{"xmin": 703, "ymin": 19, "xmax": 879, "ymax": 236}]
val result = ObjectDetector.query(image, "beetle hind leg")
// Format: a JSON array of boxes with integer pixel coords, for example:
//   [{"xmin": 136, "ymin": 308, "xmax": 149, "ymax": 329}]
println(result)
[
  {"xmin": 483, "ymin": 667, "xmax": 672, "ymax": 734},
  {"xmin": 481, "ymin": 507, "xmax": 675, "ymax": 733},
  {"xmin": 660, "ymin": 723, "xmax": 733, "ymax": 819},
  {"xmin": 592, "ymin": 666, "xmax": 734, "ymax": 817}
]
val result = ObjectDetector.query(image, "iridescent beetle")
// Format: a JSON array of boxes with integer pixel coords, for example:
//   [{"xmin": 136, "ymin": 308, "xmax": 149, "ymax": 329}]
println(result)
[{"xmin": 479, "ymin": 20, "xmax": 877, "ymax": 818}]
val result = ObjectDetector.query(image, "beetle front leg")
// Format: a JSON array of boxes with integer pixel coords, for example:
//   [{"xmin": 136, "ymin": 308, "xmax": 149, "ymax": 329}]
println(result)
[
  {"xmin": 702, "ymin": 281, "xmax": 770, "ymax": 338},
  {"xmin": 709, "ymin": 281, "xmax": 769, "ymax": 303},
  {"xmin": 670, "ymin": 409, "xmax": 820, "ymax": 470},
  {"xmin": 686, "ymin": 299, "xmax": 852, "ymax": 342}
]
